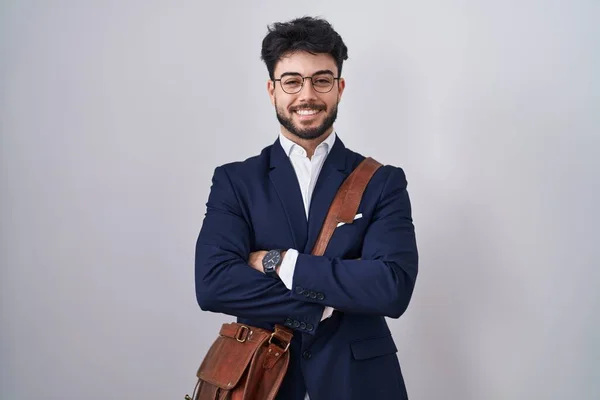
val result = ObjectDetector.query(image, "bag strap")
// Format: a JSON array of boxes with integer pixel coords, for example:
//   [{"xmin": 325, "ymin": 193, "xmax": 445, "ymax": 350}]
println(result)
[{"xmin": 311, "ymin": 157, "xmax": 382, "ymax": 256}]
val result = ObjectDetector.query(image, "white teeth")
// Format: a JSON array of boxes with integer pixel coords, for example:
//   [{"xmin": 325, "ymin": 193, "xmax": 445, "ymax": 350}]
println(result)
[{"xmin": 295, "ymin": 109, "xmax": 319, "ymax": 115}]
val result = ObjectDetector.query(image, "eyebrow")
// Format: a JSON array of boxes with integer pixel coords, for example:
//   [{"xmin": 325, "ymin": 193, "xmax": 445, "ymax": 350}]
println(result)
[{"xmin": 278, "ymin": 69, "xmax": 336, "ymax": 79}]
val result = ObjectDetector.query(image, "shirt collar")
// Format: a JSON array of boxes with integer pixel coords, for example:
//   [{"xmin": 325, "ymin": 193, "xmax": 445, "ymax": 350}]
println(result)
[{"xmin": 278, "ymin": 130, "xmax": 337, "ymax": 158}]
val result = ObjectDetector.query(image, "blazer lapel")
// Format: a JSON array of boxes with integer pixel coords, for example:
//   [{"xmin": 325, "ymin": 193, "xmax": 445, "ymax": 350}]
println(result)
[
  {"xmin": 269, "ymin": 139, "xmax": 308, "ymax": 251},
  {"xmin": 303, "ymin": 136, "xmax": 350, "ymax": 255}
]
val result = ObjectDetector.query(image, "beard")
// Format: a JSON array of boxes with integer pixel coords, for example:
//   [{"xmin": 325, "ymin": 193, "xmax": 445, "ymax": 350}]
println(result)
[{"xmin": 275, "ymin": 100, "xmax": 338, "ymax": 141}]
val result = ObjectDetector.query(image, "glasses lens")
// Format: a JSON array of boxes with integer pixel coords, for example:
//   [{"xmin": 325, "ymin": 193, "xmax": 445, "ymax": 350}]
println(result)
[
  {"xmin": 281, "ymin": 76, "xmax": 303, "ymax": 94},
  {"xmin": 312, "ymin": 74, "xmax": 335, "ymax": 93}
]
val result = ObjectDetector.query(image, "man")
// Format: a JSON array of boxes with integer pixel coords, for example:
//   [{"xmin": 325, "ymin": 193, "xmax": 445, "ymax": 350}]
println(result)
[{"xmin": 195, "ymin": 16, "xmax": 418, "ymax": 400}]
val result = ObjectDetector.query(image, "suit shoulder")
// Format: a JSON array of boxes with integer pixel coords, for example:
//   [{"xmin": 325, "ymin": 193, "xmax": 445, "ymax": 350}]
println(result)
[
  {"xmin": 344, "ymin": 147, "xmax": 407, "ymax": 180},
  {"xmin": 213, "ymin": 144, "xmax": 271, "ymax": 180}
]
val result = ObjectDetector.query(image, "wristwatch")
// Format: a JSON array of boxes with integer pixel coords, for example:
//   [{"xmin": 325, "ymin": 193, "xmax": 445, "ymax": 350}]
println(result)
[{"xmin": 262, "ymin": 249, "xmax": 284, "ymax": 279}]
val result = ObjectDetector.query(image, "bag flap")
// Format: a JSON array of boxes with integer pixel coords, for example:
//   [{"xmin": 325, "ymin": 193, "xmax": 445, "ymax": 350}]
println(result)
[
  {"xmin": 350, "ymin": 334, "xmax": 398, "ymax": 360},
  {"xmin": 197, "ymin": 328, "xmax": 265, "ymax": 390}
]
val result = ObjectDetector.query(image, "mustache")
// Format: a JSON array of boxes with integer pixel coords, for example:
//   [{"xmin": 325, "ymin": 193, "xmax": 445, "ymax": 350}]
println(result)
[{"xmin": 290, "ymin": 103, "xmax": 326, "ymax": 112}]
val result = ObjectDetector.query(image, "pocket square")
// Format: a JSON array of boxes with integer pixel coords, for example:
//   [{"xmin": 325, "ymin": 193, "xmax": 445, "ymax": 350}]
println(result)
[{"xmin": 337, "ymin": 213, "xmax": 363, "ymax": 228}]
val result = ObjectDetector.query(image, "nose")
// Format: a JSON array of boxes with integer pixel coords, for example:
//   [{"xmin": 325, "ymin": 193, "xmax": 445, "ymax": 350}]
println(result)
[{"xmin": 297, "ymin": 77, "xmax": 319, "ymax": 101}]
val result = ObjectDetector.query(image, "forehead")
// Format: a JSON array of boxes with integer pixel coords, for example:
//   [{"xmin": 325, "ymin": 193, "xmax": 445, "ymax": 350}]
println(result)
[{"xmin": 274, "ymin": 51, "xmax": 338, "ymax": 76}]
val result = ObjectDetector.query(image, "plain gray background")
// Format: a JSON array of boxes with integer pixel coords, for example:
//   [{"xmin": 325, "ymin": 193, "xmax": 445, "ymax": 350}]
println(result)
[{"xmin": 1, "ymin": 1, "xmax": 598, "ymax": 399}]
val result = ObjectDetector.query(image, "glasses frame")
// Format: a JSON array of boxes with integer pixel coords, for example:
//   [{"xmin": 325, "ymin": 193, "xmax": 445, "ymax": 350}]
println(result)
[{"xmin": 273, "ymin": 73, "xmax": 341, "ymax": 94}]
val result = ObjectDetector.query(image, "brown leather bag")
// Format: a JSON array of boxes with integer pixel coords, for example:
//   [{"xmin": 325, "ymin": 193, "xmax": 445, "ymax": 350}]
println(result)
[{"xmin": 186, "ymin": 157, "xmax": 382, "ymax": 400}]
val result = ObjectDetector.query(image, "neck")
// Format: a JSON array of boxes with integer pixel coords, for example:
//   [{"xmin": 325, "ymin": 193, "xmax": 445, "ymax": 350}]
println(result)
[{"xmin": 280, "ymin": 127, "xmax": 334, "ymax": 159}]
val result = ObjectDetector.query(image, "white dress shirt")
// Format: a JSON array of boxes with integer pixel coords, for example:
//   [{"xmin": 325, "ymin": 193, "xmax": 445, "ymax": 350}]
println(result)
[{"xmin": 277, "ymin": 131, "xmax": 337, "ymax": 400}]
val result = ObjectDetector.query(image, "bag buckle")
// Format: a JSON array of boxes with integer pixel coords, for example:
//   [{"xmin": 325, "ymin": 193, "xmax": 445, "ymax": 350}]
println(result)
[
  {"xmin": 235, "ymin": 325, "xmax": 250, "ymax": 343},
  {"xmin": 269, "ymin": 332, "xmax": 290, "ymax": 352}
]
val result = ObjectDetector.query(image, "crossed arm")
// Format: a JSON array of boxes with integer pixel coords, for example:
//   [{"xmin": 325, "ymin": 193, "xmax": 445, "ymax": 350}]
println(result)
[{"xmin": 195, "ymin": 165, "xmax": 418, "ymax": 333}]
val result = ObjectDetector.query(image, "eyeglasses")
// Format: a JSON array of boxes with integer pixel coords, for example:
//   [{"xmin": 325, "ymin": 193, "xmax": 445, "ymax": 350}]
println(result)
[{"xmin": 273, "ymin": 72, "xmax": 340, "ymax": 94}]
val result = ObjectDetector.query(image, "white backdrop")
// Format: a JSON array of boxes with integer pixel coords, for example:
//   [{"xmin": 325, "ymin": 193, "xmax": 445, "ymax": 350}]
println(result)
[{"xmin": 1, "ymin": 1, "xmax": 598, "ymax": 399}]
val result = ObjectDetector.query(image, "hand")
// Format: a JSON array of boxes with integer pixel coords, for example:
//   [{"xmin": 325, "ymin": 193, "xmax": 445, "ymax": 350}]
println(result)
[
  {"xmin": 248, "ymin": 250, "xmax": 287, "ymax": 274},
  {"xmin": 248, "ymin": 250, "xmax": 268, "ymax": 273}
]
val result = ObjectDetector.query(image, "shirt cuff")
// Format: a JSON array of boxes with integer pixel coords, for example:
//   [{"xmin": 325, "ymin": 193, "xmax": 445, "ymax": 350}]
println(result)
[
  {"xmin": 321, "ymin": 306, "xmax": 334, "ymax": 321},
  {"xmin": 278, "ymin": 248, "xmax": 298, "ymax": 290}
]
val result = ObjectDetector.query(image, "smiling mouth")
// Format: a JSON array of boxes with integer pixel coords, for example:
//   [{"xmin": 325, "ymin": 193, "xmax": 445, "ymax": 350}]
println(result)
[{"xmin": 296, "ymin": 109, "xmax": 320, "ymax": 115}]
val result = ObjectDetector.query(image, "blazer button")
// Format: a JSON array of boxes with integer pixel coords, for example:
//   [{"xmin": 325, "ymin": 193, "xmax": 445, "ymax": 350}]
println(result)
[
  {"xmin": 316, "ymin": 293, "xmax": 325, "ymax": 301},
  {"xmin": 284, "ymin": 318, "xmax": 293, "ymax": 326},
  {"xmin": 295, "ymin": 286, "xmax": 304, "ymax": 295},
  {"xmin": 304, "ymin": 291, "xmax": 311, "ymax": 298},
  {"xmin": 309, "ymin": 291, "xmax": 317, "ymax": 299},
  {"xmin": 300, "ymin": 322, "xmax": 307, "ymax": 330},
  {"xmin": 306, "ymin": 323, "xmax": 314, "ymax": 332},
  {"xmin": 292, "ymin": 320, "xmax": 300, "ymax": 328},
  {"xmin": 302, "ymin": 350, "xmax": 312, "ymax": 360}
]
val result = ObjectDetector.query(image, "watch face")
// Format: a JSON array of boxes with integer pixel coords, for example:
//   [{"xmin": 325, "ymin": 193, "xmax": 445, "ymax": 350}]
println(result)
[{"xmin": 263, "ymin": 250, "xmax": 281, "ymax": 270}]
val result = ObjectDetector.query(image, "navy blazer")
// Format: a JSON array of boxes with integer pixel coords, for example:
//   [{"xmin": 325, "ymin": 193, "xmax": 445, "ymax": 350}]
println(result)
[{"xmin": 195, "ymin": 135, "xmax": 418, "ymax": 400}]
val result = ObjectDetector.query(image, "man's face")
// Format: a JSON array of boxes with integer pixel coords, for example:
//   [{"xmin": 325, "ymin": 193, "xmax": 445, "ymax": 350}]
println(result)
[{"xmin": 268, "ymin": 51, "xmax": 345, "ymax": 141}]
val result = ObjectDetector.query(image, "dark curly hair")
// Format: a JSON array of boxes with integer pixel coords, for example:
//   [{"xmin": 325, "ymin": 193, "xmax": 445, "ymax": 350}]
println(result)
[{"xmin": 260, "ymin": 16, "xmax": 349, "ymax": 80}]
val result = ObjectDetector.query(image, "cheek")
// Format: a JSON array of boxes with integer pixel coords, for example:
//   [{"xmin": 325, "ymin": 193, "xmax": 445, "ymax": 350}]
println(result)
[
  {"xmin": 327, "ymin": 94, "xmax": 340, "ymax": 107},
  {"xmin": 316, "ymin": 94, "xmax": 337, "ymax": 110},
  {"xmin": 276, "ymin": 102, "xmax": 289, "ymax": 115},
  {"xmin": 274, "ymin": 96, "xmax": 291, "ymax": 112}
]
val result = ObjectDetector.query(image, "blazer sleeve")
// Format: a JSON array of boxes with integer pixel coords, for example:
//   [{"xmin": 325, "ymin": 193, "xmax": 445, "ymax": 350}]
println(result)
[
  {"xmin": 290, "ymin": 166, "xmax": 419, "ymax": 318},
  {"xmin": 195, "ymin": 166, "xmax": 324, "ymax": 334}
]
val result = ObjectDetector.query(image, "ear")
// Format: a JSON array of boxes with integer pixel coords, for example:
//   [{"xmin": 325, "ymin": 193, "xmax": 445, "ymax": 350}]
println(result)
[
  {"xmin": 267, "ymin": 80, "xmax": 276, "ymax": 106},
  {"xmin": 337, "ymin": 78, "xmax": 346, "ymax": 103}
]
